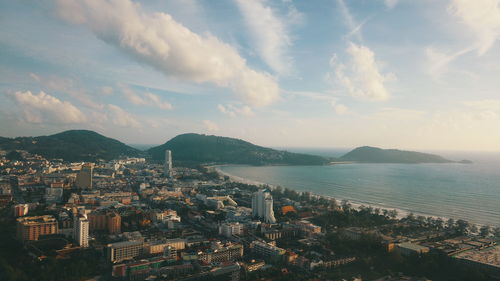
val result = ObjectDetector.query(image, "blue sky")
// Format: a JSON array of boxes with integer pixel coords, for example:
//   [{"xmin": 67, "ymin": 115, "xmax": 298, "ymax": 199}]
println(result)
[{"xmin": 1, "ymin": 0, "xmax": 500, "ymax": 151}]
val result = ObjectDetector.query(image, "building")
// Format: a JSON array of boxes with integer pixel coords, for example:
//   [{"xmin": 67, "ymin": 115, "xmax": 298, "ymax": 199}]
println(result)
[
  {"xmin": 146, "ymin": 238, "xmax": 186, "ymax": 255},
  {"xmin": 88, "ymin": 210, "xmax": 121, "ymax": 234},
  {"xmin": 251, "ymin": 189, "xmax": 276, "ymax": 223},
  {"xmin": 16, "ymin": 215, "xmax": 58, "ymax": 241},
  {"xmin": 397, "ymin": 242, "xmax": 430, "ymax": 256},
  {"xmin": 199, "ymin": 243, "xmax": 244, "ymax": 263},
  {"xmin": 13, "ymin": 204, "xmax": 29, "ymax": 217},
  {"xmin": 107, "ymin": 241, "xmax": 144, "ymax": 263},
  {"xmin": 164, "ymin": 150, "xmax": 173, "ymax": 178},
  {"xmin": 75, "ymin": 163, "xmax": 94, "ymax": 189},
  {"xmin": 74, "ymin": 213, "xmax": 89, "ymax": 247},
  {"xmin": 219, "ymin": 222, "xmax": 244, "ymax": 237},
  {"xmin": 250, "ymin": 240, "xmax": 286, "ymax": 260}
]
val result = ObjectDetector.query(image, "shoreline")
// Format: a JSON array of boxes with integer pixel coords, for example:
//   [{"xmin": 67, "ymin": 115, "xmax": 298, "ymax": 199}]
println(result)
[{"xmin": 213, "ymin": 165, "xmax": 484, "ymax": 226}]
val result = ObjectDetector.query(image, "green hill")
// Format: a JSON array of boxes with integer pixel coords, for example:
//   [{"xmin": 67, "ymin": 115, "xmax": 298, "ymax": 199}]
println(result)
[
  {"xmin": 340, "ymin": 146, "xmax": 453, "ymax": 164},
  {"xmin": 0, "ymin": 130, "xmax": 140, "ymax": 161},
  {"xmin": 148, "ymin": 133, "xmax": 331, "ymax": 165}
]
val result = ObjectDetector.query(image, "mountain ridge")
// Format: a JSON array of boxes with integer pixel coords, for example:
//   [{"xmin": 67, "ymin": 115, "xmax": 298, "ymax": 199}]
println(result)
[
  {"xmin": 148, "ymin": 133, "xmax": 331, "ymax": 165},
  {"xmin": 0, "ymin": 130, "xmax": 140, "ymax": 162}
]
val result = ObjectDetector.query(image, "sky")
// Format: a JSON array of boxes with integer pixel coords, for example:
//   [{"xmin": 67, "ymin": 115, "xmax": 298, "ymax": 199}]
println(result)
[{"xmin": 1, "ymin": 0, "xmax": 500, "ymax": 151}]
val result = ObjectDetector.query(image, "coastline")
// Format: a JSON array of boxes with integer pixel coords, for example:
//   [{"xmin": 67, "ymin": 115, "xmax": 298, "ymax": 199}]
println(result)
[{"xmin": 213, "ymin": 165, "xmax": 473, "ymax": 224}]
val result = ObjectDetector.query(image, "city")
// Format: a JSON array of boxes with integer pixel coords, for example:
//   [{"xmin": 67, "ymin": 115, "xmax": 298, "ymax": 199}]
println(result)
[{"xmin": 0, "ymin": 148, "xmax": 498, "ymax": 281}]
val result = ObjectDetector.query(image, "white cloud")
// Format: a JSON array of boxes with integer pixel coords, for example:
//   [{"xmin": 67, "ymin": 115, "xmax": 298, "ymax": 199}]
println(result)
[
  {"xmin": 328, "ymin": 42, "xmax": 394, "ymax": 101},
  {"xmin": 13, "ymin": 91, "xmax": 87, "ymax": 124},
  {"xmin": 107, "ymin": 104, "xmax": 141, "ymax": 128},
  {"xmin": 217, "ymin": 104, "xmax": 254, "ymax": 117},
  {"xmin": 203, "ymin": 120, "xmax": 219, "ymax": 132},
  {"xmin": 448, "ymin": 0, "xmax": 500, "ymax": 55},
  {"xmin": 55, "ymin": 0, "xmax": 279, "ymax": 107},
  {"xmin": 337, "ymin": 0, "xmax": 365, "ymax": 41},
  {"xmin": 121, "ymin": 85, "xmax": 173, "ymax": 110},
  {"xmin": 236, "ymin": 0, "xmax": 293, "ymax": 75},
  {"xmin": 384, "ymin": 0, "xmax": 399, "ymax": 9}
]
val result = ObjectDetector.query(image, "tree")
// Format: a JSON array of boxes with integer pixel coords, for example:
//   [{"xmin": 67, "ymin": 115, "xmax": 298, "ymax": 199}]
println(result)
[
  {"xmin": 455, "ymin": 219, "xmax": 470, "ymax": 235},
  {"xmin": 341, "ymin": 199, "xmax": 351, "ymax": 212},
  {"xmin": 479, "ymin": 225, "xmax": 491, "ymax": 237}
]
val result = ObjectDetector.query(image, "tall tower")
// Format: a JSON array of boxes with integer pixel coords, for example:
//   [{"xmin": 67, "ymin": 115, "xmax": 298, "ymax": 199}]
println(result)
[
  {"xmin": 251, "ymin": 189, "xmax": 276, "ymax": 223},
  {"xmin": 76, "ymin": 163, "xmax": 94, "ymax": 189},
  {"xmin": 74, "ymin": 213, "xmax": 89, "ymax": 247},
  {"xmin": 164, "ymin": 150, "xmax": 173, "ymax": 178}
]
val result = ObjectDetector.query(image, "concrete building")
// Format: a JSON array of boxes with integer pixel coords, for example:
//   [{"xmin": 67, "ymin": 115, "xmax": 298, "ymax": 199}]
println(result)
[
  {"xmin": 219, "ymin": 222, "xmax": 244, "ymax": 237},
  {"xmin": 397, "ymin": 242, "xmax": 430, "ymax": 256},
  {"xmin": 74, "ymin": 213, "xmax": 89, "ymax": 247},
  {"xmin": 250, "ymin": 240, "xmax": 286, "ymax": 260},
  {"xmin": 164, "ymin": 150, "xmax": 173, "ymax": 178},
  {"xmin": 107, "ymin": 241, "xmax": 144, "ymax": 263},
  {"xmin": 16, "ymin": 215, "xmax": 58, "ymax": 241},
  {"xmin": 145, "ymin": 238, "xmax": 186, "ymax": 255},
  {"xmin": 13, "ymin": 204, "xmax": 29, "ymax": 217},
  {"xmin": 76, "ymin": 163, "xmax": 94, "ymax": 189},
  {"xmin": 252, "ymin": 189, "xmax": 276, "ymax": 223},
  {"xmin": 88, "ymin": 210, "xmax": 121, "ymax": 234},
  {"xmin": 199, "ymin": 243, "xmax": 244, "ymax": 263}
]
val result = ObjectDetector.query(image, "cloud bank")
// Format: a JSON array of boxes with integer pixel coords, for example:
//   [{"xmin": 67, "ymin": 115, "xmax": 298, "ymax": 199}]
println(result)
[
  {"xmin": 13, "ymin": 91, "xmax": 87, "ymax": 124},
  {"xmin": 55, "ymin": 0, "xmax": 279, "ymax": 106}
]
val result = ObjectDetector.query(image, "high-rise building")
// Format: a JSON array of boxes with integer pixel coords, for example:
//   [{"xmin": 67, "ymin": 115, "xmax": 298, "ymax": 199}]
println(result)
[
  {"xmin": 16, "ymin": 215, "xmax": 58, "ymax": 241},
  {"xmin": 74, "ymin": 213, "xmax": 89, "ymax": 247},
  {"xmin": 251, "ymin": 189, "xmax": 276, "ymax": 223},
  {"xmin": 219, "ymin": 222, "xmax": 244, "ymax": 237},
  {"xmin": 13, "ymin": 204, "xmax": 29, "ymax": 217},
  {"xmin": 76, "ymin": 163, "xmax": 94, "ymax": 189},
  {"xmin": 164, "ymin": 150, "xmax": 173, "ymax": 178}
]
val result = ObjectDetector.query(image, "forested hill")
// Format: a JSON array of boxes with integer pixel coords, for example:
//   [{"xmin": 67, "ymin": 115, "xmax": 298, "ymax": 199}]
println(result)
[
  {"xmin": 0, "ymin": 130, "xmax": 140, "ymax": 161},
  {"xmin": 340, "ymin": 146, "xmax": 453, "ymax": 164},
  {"xmin": 148, "ymin": 133, "xmax": 331, "ymax": 165}
]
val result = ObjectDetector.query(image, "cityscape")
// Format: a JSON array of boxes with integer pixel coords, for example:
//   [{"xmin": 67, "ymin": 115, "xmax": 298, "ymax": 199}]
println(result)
[{"xmin": 0, "ymin": 144, "xmax": 499, "ymax": 281}]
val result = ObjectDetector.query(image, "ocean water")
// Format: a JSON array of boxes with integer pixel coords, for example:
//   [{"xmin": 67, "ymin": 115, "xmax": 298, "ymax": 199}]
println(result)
[{"xmin": 219, "ymin": 152, "xmax": 500, "ymax": 227}]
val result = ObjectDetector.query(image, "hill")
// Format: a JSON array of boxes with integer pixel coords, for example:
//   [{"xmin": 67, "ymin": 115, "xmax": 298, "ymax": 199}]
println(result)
[
  {"xmin": 148, "ymin": 133, "xmax": 331, "ymax": 165},
  {"xmin": 0, "ymin": 130, "xmax": 140, "ymax": 161},
  {"xmin": 340, "ymin": 146, "xmax": 453, "ymax": 164}
]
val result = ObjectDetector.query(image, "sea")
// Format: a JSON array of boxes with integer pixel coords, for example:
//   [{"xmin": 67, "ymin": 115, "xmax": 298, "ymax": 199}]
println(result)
[{"xmin": 219, "ymin": 149, "xmax": 500, "ymax": 227}]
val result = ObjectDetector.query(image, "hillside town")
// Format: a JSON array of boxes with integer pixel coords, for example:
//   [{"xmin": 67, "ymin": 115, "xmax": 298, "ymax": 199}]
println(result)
[{"xmin": 0, "ymin": 149, "xmax": 499, "ymax": 281}]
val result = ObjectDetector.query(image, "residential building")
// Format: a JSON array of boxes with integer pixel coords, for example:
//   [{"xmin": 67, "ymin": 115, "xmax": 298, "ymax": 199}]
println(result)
[
  {"xmin": 16, "ymin": 215, "xmax": 58, "ymax": 241},
  {"xmin": 74, "ymin": 213, "xmax": 89, "ymax": 247},
  {"xmin": 75, "ymin": 163, "xmax": 94, "ymax": 189},
  {"xmin": 219, "ymin": 222, "xmax": 244, "ymax": 237},
  {"xmin": 106, "ymin": 241, "xmax": 144, "ymax": 263},
  {"xmin": 251, "ymin": 189, "xmax": 276, "ymax": 223},
  {"xmin": 164, "ymin": 150, "xmax": 173, "ymax": 178}
]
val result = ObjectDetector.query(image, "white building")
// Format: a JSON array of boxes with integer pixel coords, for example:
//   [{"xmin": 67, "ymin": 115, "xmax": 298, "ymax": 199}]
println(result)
[
  {"xmin": 164, "ymin": 150, "xmax": 173, "ymax": 178},
  {"xmin": 74, "ymin": 213, "xmax": 89, "ymax": 248},
  {"xmin": 219, "ymin": 222, "xmax": 244, "ymax": 237},
  {"xmin": 252, "ymin": 189, "xmax": 276, "ymax": 223}
]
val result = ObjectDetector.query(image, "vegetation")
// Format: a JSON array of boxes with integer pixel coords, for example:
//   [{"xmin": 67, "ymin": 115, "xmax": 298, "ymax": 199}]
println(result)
[
  {"xmin": 340, "ymin": 146, "xmax": 454, "ymax": 163},
  {"xmin": 148, "ymin": 133, "xmax": 332, "ymax": 165},
  {"xmin": 0, "ymin": 130, "xmax": 140, "ymax": 161}
]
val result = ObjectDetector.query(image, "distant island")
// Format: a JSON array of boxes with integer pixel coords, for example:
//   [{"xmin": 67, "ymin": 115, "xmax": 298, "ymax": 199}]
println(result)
[
  {"xmin": 340, "ymin": 146, "xmax": 471, "ymax": 164},
  {"xmin": 0, "ymin": 130, "xmax": 470, "ymax": 165},
  {"xmin": 148, "ymin": 133, "xmax": 330, "ymax": 166}
]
